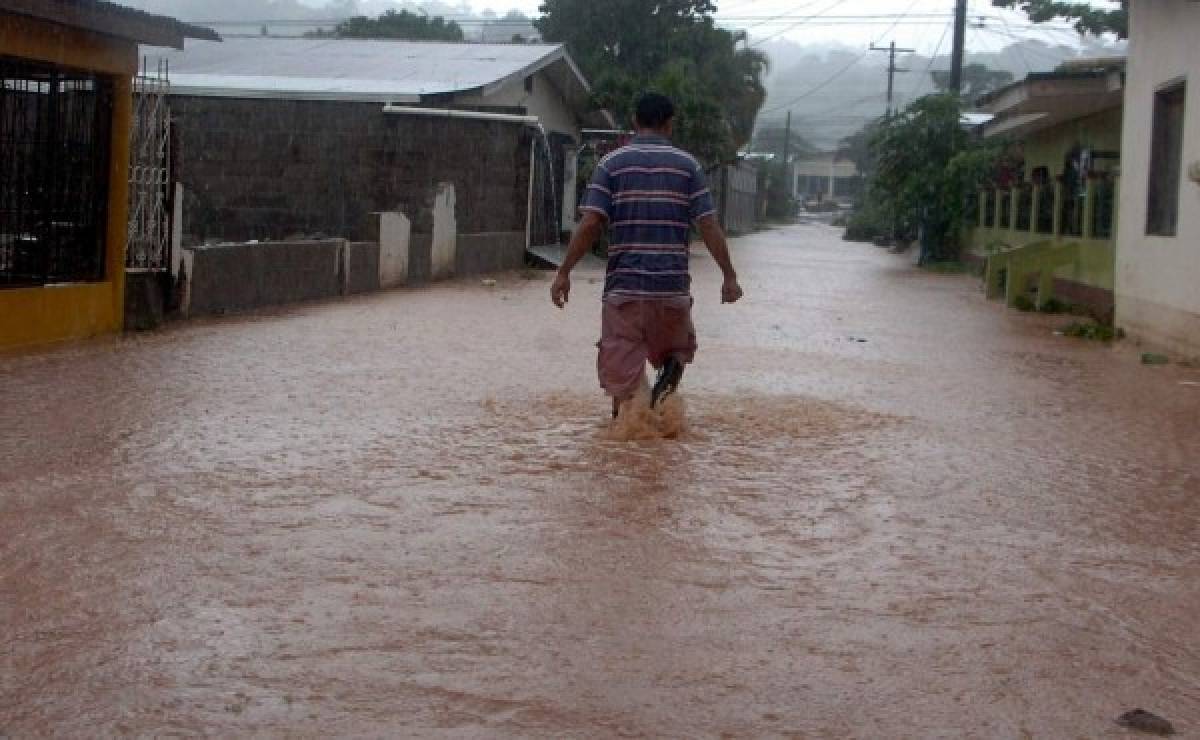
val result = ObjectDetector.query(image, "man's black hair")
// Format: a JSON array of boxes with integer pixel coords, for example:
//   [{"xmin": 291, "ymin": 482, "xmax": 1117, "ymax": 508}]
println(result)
[{"xmin": 635, "ymin": 93, "xmax": 675, "ymax": 130}]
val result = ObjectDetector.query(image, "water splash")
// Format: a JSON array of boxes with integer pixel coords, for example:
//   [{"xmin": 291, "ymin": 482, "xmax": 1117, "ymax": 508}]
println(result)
[{"xmin": 607, "ymin": 374, "xmax": 686, "ymax": 441}]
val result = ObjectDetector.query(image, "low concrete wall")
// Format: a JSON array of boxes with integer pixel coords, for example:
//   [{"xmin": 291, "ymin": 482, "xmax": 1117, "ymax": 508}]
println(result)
[
  {"xmin": 180, "ymin": 229, "xmax": 530, "ymax": 317},
  {"xmin": 183, "ymin": 239, "xmax": 345, "ymax": 316},
  {"xmin": 346, "ymin": 241, "xmax": 380, "ymax": 295},
  {"xmin": 458, "ymin": 232, "xmax": 527, "ymax": 276}
]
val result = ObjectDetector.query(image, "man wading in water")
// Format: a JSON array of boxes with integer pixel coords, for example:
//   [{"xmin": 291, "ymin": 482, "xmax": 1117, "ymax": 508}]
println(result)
[{"xmin": 551, "ymin": 92, "xmax": 743, "ymax": 419}]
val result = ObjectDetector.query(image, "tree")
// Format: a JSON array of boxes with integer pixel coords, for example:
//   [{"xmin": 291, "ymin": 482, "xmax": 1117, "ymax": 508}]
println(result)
[
  {"xmin": 932, "ymin": 63, "xmax": 1013, "ymax": 102},
  {"xmin": 307, "ymin": 10, "xmax": 465, "ymax": 42},
  {"xmin": 536, "ymin": 0, "xmax": 768, "ymax": 166},
  {"xmin": 847, "ymin": 95, "xmax": 1007, "ymax": 260},
  {"xmin": 991, "ymin": 0, "xmax": 1128, "ymax": 39},
  {"xmin": 751, "ymin": 124, "xmax": 814, "ymax": 159}
]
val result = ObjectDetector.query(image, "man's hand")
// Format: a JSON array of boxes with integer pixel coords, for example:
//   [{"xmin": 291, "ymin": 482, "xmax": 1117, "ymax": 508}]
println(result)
[
  {"xmin": 721, "ymin": 275, "xmax": 743, "ymax": 304},
  {"xmin": 551, "ymin": 271, "xmax": 571, "ymax": 308},
  {"xmin": 551, "ymin": 211, "xmax": 605, "ymax": 310},
  {"xmin": 697, "ymin": 216, "xmax": 743, "ymax": 305}
]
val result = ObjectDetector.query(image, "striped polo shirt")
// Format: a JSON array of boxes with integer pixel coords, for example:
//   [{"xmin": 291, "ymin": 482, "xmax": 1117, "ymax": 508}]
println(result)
[{"xmin": 580, "ymin": 134, "xmax": 717, "ymax": 300}]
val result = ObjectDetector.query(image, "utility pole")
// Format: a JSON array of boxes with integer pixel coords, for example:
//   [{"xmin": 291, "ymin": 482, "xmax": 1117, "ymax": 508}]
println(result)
[
  {"xmin": 781, "ymin": 110, "xmax": 793, "ymax": 203},
  {"xmin": 949, "ymin": 0, "xmax": 969, "ymax": 94},
  {"xmin": 870, "ymin": 41, "xmax": 915, "ymax": 116},
  {"xmin": 781, "ymin": 110, "xmax": 792, "ymax": 165}
]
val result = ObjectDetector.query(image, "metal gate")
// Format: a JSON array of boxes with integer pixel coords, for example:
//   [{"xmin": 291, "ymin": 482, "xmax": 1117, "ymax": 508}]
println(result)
[{"xmin": 127, "ymin": 59, "xmax": 171, "ymax": 271}]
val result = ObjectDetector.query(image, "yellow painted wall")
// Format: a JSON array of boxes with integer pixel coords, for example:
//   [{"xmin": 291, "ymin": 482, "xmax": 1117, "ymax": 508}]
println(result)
[
  {"xmin": 0, "ymin": 14, "xmax": 137, "ymax": 350},
  {"xmin": 967, "ymin": 106, "xmax": 1123, "ymax": 293},
  {"xmin": 1021, "ymin": 107, "xmax": 1123, "ymax": 174}
]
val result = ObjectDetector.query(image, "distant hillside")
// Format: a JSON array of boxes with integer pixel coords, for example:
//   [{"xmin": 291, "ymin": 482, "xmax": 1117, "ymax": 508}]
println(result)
[
  {"xmin": 755, "ymin": 36, "xmax": 1126, "ymax": 151},
  {"xmin": 118, "ymin": 0, "xmax": 535, "ymax": 41}
]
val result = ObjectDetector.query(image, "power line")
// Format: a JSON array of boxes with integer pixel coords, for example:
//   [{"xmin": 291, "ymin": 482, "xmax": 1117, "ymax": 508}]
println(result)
[
  {"xmin": 748, "ymin": 0, "xmax": 856, "ymax": 47},
  {"xmin": 759, "ymin": 0, "xmax": 924, "ymax": 113},
  {"xmin": 734, "ymin": 0, "xmax": 836, "ymax": 33},
  {"xmin": 903, "ymin": 19, "xmax": 953, "ymax": 104}
]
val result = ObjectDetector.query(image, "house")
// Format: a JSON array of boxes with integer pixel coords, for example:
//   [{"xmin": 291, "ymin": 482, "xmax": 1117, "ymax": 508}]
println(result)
[
  {"xmin": 967, "ymin": 59, "xmax": 1125, "ymax": 317},
  {"xmin": 792, "ymin": 152, "xmax": 863, "ymax": 207},
  {"xmin": 152, "ymin": 38, "xmax": 612, "ymax": 267},
  {"xmin": 0, "ymin": 0, "xmax": 215, "ymax": 349},
  {"xmin": 1114, "ymin": 1, "xmax": 1200, "ymax": 360}
]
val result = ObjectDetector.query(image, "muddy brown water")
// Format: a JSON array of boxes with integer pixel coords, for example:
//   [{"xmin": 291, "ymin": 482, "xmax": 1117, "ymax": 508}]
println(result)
[{"xmin": 2, "ymin": 224, "xmax": 1199, "ymax": 737}]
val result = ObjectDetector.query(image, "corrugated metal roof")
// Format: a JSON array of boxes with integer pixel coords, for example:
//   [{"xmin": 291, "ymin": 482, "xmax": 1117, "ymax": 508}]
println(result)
[{"xmin": 156, "ymin": 38, "xmax": 571, "ymax": 102}]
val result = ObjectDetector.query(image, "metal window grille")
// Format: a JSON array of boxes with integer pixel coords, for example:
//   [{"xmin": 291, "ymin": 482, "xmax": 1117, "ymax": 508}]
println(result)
[
  {"xmin": 0, "ymin": 55, "xmax": 113, "ymax": 287},
  {"xmin": 128, "ymin": 59, "xmax": 172, "ymax": 271}
]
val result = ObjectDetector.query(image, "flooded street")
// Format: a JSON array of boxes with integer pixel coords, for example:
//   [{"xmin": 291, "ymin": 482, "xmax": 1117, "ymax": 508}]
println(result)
[{"xmin": 3, "ymin": 223, "xmax": 1199, "ymax": 737}]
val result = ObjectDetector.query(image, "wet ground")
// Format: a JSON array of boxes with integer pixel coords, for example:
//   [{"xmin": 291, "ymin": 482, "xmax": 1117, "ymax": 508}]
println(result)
[{"xmin": 3, "ymin": 223, "xmax": 1199, "ymax": 738}]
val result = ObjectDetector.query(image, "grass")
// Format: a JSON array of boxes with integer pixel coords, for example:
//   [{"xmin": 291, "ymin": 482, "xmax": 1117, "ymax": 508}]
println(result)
[
  {"xmin": 921, "ymin": 260, "xmax": 971, "ymax": 275},
  {"xmin": 1061, "ymin": 321, "xmax": 1121, "ymax": 342},
  {"xmin": 1012, "ymin": 294, "xmax": 1037, "ymax": 312}
]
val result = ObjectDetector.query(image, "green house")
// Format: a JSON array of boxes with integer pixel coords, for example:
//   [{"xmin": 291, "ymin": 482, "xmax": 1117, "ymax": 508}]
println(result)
[{"xmin": 965, "ymin": 59, "xmax": 1125, "ymax": 319}]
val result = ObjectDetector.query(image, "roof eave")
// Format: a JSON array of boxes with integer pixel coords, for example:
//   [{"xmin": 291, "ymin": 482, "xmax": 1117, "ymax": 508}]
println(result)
[{"xmin": 0, "ymin": 0, "xmax": 219, "ymax": 49}]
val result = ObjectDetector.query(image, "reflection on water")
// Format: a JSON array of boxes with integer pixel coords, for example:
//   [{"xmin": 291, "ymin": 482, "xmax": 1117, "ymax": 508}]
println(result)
[{"xmin": 2, "ymin": 224, "xmax": 1199, "ymax": 737}]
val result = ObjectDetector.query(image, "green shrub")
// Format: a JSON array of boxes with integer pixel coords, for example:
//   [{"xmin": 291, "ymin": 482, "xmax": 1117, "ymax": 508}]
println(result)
[
  {"xmin": 1039, "ymin": 297, "xmax": 1072, "ymax": 314},
  {"xmin": 1062, "ymin": 321, "xmax": 1117, "ymax": 341},
  {"xmin": 1012, "ymin": 294, "xmax": 1036, "ymax": 312}
]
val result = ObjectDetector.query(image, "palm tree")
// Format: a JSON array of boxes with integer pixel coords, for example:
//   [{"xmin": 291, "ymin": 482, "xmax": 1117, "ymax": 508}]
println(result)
[{"xmin": 725, "ymin": 31, "xmax": 769, "ymax": 153}]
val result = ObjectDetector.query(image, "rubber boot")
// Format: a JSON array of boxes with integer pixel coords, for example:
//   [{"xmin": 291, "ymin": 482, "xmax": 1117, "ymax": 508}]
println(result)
[{"xmin": 651, "ymin": 356, "xmax": 684, "ymax": 408}]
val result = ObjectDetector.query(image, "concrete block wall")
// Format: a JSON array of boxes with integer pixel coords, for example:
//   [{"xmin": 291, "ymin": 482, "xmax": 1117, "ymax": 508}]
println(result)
[{"xmin": 171, "ymin": 96, "xmax": 534, "ymax": 245}]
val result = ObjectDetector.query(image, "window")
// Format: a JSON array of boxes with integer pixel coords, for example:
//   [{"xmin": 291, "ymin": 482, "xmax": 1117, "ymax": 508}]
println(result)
[
  {"xmin": 983, "ymin": 189, "xmax": 996, "ymax": 228},
  {"xmin": 1092, "ymin": 176, "xmax": 1116, "ymax": 239},
  {"xmin": 998, "ymin": 191, "xmax": 1012, "ymax": 230},
  {"xmin": 1146, "ymin": 82, "xmax": 1187, "ymax": 236},
  {"xmin": 524, "ymin": 75, "xmax": 534, "ymax": 94},
  {"xmin": 0, "ymin": 56, "xmax": 112, "ymax": 287}
]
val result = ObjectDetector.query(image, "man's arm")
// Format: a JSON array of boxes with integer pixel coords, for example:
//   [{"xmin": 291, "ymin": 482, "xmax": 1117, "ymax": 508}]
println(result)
[
  {"xmin": 551, "ymin": 210, "xmax": 606, "ymax": 308},
  {"xmin": 697, "ymin": 215, "xmax": 743, "ymax": 304}
]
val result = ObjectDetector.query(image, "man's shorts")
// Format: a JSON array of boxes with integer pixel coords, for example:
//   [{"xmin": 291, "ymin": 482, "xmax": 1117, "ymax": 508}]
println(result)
[{"xmin": 597, "ymin": 297, "xmax": 698, "ymax": 400}]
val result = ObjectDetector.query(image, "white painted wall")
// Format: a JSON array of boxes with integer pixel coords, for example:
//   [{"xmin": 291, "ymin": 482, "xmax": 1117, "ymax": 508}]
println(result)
[
  {"xmin": 458, "ymin": 70, "xmax": 581, "ymax": 138},
  {"xmin": 1115, "ymin": 0, "xmax": 1200, "ymax": 357},
  {"xmin": 431, "ymin": 183, "xmax": 457, "ymax": 280},
  {"xmin": 377, "ymin": 211, "xmax": 411, "ymax": 289}
]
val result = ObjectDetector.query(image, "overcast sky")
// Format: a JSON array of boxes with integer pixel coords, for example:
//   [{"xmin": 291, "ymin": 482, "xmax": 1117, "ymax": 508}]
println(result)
[
  {"xmin": 290, "ymin": 0, "xmax": 1119, "ymax": 55},
  {"xmin": 128, "ymin": 0, "xmax": 1122, "ymax": 57}
]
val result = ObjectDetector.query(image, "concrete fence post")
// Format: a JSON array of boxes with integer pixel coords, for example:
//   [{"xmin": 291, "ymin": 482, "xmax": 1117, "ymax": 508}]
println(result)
[
  {"xmin": 431, "ymin": 183, "xmax": 457, "ymax": 281},
  {"xmin": 374, "ymin": 211, "xmax": 412, "ymax": 289}
]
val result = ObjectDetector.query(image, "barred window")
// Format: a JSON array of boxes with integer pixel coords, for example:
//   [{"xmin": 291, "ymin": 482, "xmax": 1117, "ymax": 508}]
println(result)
[
  {"xmin": 1146, "ymin": 82, "xmax": 1186, "ymax": 237},
  {"xmin": 1, "ymin": 56, "xmax": 113, "ymax": 287}
]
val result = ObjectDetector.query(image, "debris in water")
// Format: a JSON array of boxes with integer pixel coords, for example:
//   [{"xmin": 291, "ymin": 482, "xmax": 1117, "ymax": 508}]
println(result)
[
  {"xmin": 481, "ymin": 279, "xmax": 497, "ymax": 287},
  {"xmin": 1142, "ymin": 353, "xmax": 1170, "ymax": 366},
  {"xmin": 1116, "ymin": 709, "xmax": 1175, "ymax": 736}
]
